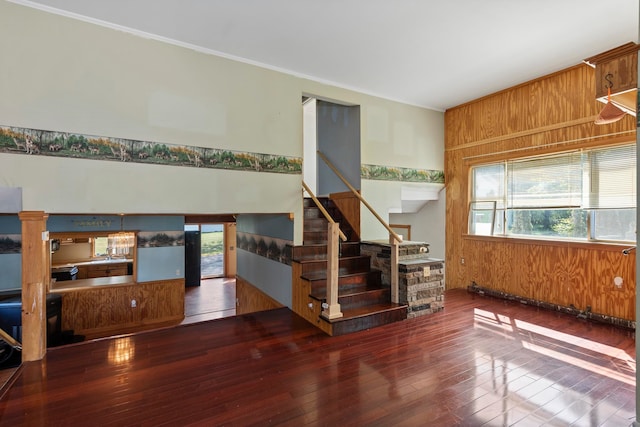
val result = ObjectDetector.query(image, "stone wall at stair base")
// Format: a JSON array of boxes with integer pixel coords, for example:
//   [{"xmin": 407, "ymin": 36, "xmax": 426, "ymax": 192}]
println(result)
[{"xmin": 360, "ymin": 241, "xmax": 445, "ymax": 319}]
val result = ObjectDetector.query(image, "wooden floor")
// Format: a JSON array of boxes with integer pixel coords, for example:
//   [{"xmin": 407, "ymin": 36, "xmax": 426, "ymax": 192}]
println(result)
[
  {"xmin": 182, "ymin": 277, "xmax": 236, "ymax": 324},
  {"xmin": 0, "ymin": 289, "xmax": 635, "ymax": 426}
]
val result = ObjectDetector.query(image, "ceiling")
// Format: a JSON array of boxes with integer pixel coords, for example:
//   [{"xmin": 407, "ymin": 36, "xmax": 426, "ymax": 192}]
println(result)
[{"xmin": 9, "ymin": 0, "xmax": 639, "ymax": 111}]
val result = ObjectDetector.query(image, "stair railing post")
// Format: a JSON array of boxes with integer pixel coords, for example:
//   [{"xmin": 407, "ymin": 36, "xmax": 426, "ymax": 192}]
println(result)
[
  {"xmin": 389, "ymin": 234, "xmax": 399, "ymax": 304},
  {"xmin": 322, "ymin": 222, "xmax": 343, "ymax": 320}
]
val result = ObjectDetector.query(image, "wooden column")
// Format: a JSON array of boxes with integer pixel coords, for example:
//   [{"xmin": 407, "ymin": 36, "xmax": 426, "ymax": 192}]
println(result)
[
  {"xmin": 19, "ymin": 211, "xmax": 49, "ymax": 362},
  {"xmin": 321, "ymin": 222, "xmax": 342, "ymax": 320},
  {"xmin": 389, "ymin": 235, "xmax": 399, "ymax": 304}
]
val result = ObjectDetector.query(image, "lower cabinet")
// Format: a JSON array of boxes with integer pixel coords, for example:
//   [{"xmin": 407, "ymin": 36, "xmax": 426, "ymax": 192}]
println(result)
[
  {"xmin": 86, "ymin": 263, "xmax": 128, "ymax": 278},
  {"xmin": 59, "ymin": 279, "xmax": 185, "ymax": 339}
]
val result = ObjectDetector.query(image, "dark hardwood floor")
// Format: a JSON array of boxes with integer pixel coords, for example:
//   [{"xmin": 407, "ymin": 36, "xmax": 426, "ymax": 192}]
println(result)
[
  {"xmin": 182, "ymin": 277, "xmax": 236, "ymax": 324},
  {"xmin": 0, "ymin": 289, "xmax": 635, "ymax": 426}
]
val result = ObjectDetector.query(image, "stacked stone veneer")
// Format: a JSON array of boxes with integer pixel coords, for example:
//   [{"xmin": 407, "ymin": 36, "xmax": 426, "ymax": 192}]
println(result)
[{"xmin": 361, "ymin": 241, "xmax": 445, "ymax": 318}]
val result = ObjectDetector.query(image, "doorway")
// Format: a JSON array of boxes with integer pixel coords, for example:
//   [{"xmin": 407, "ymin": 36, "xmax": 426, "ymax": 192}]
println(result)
[
  {"xmin": 200, "ymin": 223, "xmax": 224, "ymax": 278},
  {"xmin": 184, "ymin": 221, "xmax": 237, "ymax": 286},
  {"xmin": 302, "ymin": 97, "xmax": 361, "ymax": 196}
]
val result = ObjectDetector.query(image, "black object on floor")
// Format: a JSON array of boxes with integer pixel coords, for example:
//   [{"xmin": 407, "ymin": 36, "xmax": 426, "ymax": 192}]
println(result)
[{"xmin": 0, "ymin": 342, "xmax": 20, "ymax": 370}]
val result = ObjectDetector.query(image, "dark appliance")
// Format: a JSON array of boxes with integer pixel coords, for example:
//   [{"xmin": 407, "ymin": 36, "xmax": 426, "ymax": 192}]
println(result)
[
  {"xmin": 51, "ymin": 266, "xmax": 78, "ymax": 282},
  {"xmin": 184, "ymin": 230, "xmax": 201, "ymax": 287},
  {"xmin": 51, "ymin": 239, "xmax": 60, "ymax": 252},
  {"xmin": 0, "ymin": 293, "xmax": 63, "ymax": 347}
]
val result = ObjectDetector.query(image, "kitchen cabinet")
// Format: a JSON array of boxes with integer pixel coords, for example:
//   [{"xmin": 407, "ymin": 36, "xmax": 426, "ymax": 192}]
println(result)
[
  {"xmin": 86, "ymin": 262, "xmax": 129, "ymax": 278},
  {"xmin": 76, "ymin": 266, "xmax": 88, "ymax": 280},
  {"xmin": 585, "ymin": 42, "xmax": 638, "ymax": 114}
]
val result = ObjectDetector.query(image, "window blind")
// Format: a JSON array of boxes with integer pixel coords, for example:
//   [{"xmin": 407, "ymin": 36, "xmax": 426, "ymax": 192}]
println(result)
[
  {"xmin": 507, "ymin": 152, "xmax": 583, "ymax": 209},
  {"xmin": 585, "ymin": 144, "xmax": 636, "ymax": 209}
]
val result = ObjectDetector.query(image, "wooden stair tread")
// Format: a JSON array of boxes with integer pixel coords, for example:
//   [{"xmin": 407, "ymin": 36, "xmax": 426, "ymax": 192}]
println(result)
[
  {"xmin": 299, "ymin": 196, "xmax": 406, "ymax": 336},
  {"xmin": 327, "ymin": 303, "xmax": 407, "ymax": 323},
  {"xmin": 309, "ymin": 283, "xmax": 387, "ymax": 300},
  {"xmin": 296, "ymin": 254, "xmax": 369, "ymax": 265},
  {"xmin": 301, "ymin": 270, "xmax": 370, "ymax": 281}
]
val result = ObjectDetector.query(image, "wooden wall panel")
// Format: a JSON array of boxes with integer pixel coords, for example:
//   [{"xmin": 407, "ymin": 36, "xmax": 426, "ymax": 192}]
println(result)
[
  {"xmin": 330, "ymin": 191, "xmax": 360, "ymax": 240},
  {"xmin": 60, "ymin": 279, "xmax": 184, "ymax": 337},
  {"xmin": 445, "ymin": 63, "xmax": 636, "ymax": 321},
  {"xmin": 291, "ymin": 262, "xmax": 331, "ymax": 335},
  {"xmin": 235, "ymin": 275, "xmax": 284, "ymax": 315},
  {"xmin": 139, "ymin": 279, "xmax": 185, "ymax": 324}
]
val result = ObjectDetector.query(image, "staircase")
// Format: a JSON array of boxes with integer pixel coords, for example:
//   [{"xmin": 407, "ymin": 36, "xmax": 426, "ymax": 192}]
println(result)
[{"xmin": 291, "ymin": 197, "xmax": 407, "ymax": 336}]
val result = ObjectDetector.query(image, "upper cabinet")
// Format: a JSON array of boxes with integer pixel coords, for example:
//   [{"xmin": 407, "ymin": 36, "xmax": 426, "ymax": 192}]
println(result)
[{"xmin": 584, "ymin": 42, "xmax": 638, "ymax": 115}]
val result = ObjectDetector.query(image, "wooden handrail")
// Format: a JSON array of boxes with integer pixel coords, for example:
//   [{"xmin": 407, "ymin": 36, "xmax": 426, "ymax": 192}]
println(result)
[
  {"xmin": 0, "ymin": 327, "xmax": 21, "ymax": 351},
  {"xmin": 316, "ymin": 151, "xmax": 403, "ymax": 243},
  {"xmin": 302, "ymin": 181, "xmax": 347, "ymax": 242}
]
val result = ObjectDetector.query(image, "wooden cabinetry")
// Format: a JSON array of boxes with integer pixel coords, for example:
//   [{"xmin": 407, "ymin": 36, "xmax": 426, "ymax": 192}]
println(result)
[
  {"xmin": 86, "ymin": 263, "xmax": 129, "ymax": 278},
  {"xmin": 59, "ymin": 279, "xmax": 185, "ymax": 339},
  {"xmin": 585, "ymin": 42, "xmax": 638, "ymax": 114},
  {"xmin": 76, "ymin": 265, "xmax": 88, "ymax": 280}
]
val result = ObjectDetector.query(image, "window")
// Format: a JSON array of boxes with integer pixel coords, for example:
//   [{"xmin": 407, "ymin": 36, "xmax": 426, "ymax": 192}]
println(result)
[
  {"xmin": 93, "ymin": 237, "xmax": 109, "ymax": 257},
  {"xmin": 469, "ymin": 143, "xmax": 636, "ymax": 243}
]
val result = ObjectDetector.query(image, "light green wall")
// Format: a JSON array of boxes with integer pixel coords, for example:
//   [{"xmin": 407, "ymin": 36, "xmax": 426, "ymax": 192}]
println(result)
[{"xmin": 0, "ymin": 1, "xmax": 444, "ymax": 244}]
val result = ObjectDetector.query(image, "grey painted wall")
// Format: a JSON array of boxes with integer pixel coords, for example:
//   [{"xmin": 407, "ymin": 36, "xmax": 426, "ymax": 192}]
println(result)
[
  {"xmin": 317, "ymin": 101, "xmax": 361, "ymax": 196},
  {"xmin": 236, "ymin": 213, "xmax": 293, "ymax": 307},
  {"xmin": 237, "ymin": 249, "xmax": 292, "ymax": 308}
]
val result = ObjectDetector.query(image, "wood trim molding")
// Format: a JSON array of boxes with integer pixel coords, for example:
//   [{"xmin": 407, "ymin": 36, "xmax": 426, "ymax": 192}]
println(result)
[{"xmin": 446, "ymin": 116, "xmax": 598, "ymax": 152}]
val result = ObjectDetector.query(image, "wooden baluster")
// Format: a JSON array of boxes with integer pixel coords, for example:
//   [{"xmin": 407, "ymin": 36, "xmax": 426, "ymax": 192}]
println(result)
[
  {"xmin": 389, "ymin": 234, "xmax": 399, "ymax": 304},
  {"xmin": 321, "ymin": 222, "xmax": 342, "ymax": 320}
]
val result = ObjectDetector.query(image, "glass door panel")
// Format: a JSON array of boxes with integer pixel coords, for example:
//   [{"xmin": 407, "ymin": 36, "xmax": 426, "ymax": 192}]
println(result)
[{"xmin": 200, "ymin": 224, "xmax": 224, "ymax": 278}]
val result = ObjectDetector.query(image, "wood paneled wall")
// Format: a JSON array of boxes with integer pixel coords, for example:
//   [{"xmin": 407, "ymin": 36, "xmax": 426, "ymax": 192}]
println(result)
[
  {"xmin": 235, "ymin": 275, "xmax": 284, "ymax": 315},
  {"xmin": 291, "ymin": 262, "xmax": 332, "ymax": 335},
  {"xmin": 59, "ymin": 279, "xmax": 185, "ymax": 338},
  {"xmin": 444, "ymin": 63, "xmax": 637, "ymax": 321},
  {"xmin": 330, "ymin": 191, "xmax": 360, "ymax": 240}
]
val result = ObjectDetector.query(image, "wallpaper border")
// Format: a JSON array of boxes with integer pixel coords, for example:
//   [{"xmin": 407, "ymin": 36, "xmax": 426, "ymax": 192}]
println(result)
[{"xmin": 0, "ymin": 125, "xmax": 302, "ymax": 174}]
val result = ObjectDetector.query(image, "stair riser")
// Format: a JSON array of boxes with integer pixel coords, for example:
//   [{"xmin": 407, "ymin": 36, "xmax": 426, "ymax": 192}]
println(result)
[
  {"xmin": 302, "ymin": 265, "xmax": 369, "ymax": 277},
  {"xmin": 308, "ymin": 271, "xmax": 381, "ymax": 293},
  {"xmin": 299, "ymin": 197, "xmax": 407, "ymax": 337},
  {"xmin": 339, "ymin": 290, "xmax": 391, "ymax": 310},
  {"xmin": 330, "ymin": 307, "xmax": 407, "ymax": 336},
  {"xmin": 292, "ymin": 243, "xmax": 360, "ymax": 261},
  {"xmin": 304, "ymin": 218, "xmax": 329, "ymax": 231},
  {"xmin": 301, "ymin": 257, "xmax": 370, "ymax": 275}
]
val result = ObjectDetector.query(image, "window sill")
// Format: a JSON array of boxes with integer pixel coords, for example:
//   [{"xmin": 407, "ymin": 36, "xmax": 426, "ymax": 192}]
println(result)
[{"xmin": 462, "ymin": 234, "xmax": 634, "ymax": 252}]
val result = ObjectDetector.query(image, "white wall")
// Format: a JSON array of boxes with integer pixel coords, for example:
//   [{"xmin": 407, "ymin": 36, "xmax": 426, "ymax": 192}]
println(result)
[
  {"xmin": 390, "ymin": 188, "xmax": 447, "ymax": 259},
  {"xmin": 0, "ymin": 1, "xmax": 444, "ymax": 246},
  {"xmin": 302, "ymin": 99, "xmax": 317, "ymax": 192}
]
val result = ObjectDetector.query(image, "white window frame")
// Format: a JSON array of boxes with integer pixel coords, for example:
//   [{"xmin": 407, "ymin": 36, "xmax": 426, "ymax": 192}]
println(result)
[{"xmin": 468, "ymin": 143, "xmax": 636, "ymax": 244}]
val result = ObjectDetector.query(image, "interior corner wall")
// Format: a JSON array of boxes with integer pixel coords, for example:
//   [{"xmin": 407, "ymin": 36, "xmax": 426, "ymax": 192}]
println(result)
[{"xmin": 390, "ymin": 187, "xmax": 446, "ymax": 258}]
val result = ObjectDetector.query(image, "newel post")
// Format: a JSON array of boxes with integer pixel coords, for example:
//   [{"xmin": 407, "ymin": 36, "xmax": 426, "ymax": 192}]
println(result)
[
  {"xmin": 389, "ymin": 234, "xmax": 399, "ymax": 304},
  {"xmin": 19, "ymin": 211, "xmax": 49, "ymax": 362},
  {"xmin": 321, "ymin": 222, "xmax": 343, "ymax": 320}
]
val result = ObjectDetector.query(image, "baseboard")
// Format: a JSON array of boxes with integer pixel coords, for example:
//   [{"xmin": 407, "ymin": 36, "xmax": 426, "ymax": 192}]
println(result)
[{"xmin": 467, "ymin": 284, "xmax": 636, "ymax": 330}]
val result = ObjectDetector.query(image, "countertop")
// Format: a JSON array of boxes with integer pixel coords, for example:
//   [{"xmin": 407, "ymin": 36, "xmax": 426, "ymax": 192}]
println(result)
[
  {"xmin": 50, "ymin": 275, "xmax": 136, "ymax": 292},
  {"xmin": 52, "ymin": 259, "xmax": 133, "ymax": 269}
]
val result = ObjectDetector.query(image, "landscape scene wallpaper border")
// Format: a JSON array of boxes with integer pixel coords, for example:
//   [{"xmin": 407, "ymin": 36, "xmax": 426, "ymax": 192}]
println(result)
[
  {"xmin": 1, "ymin": 125, "xmax": 445, "ymax": 184},
  {"xmin": 0, "ymin": 125, "xmax": 302, "ymax": 174},
  {"xmin": 361, "ymin": 164, "xmax": 445, "ymax": 184},
  {"xmin": 0, "ymin": 235, "xmax": 21, "ymax": 254},
  {"xmin": 236, "ymin": 231, "xmax": 292, "ymax": 265},
  {"xmin": 137, "ymin": 231, "xmax": 185, "ymax": 248}
]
